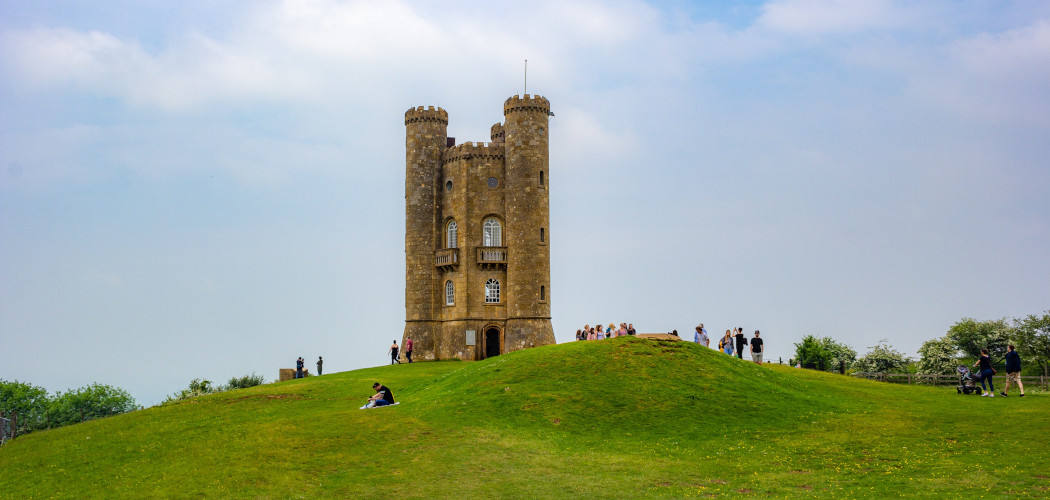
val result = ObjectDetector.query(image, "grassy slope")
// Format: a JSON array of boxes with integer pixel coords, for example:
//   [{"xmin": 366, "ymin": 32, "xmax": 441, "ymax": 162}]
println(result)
[{"xmin": 2, "ymin": 337, "xmax": 1048, "ymax": 498}]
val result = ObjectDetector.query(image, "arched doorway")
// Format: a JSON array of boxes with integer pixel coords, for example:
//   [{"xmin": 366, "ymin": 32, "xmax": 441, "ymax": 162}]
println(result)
[{"xmin": 484, "ymin": 327, "xmax": 501, "ymax": 358}]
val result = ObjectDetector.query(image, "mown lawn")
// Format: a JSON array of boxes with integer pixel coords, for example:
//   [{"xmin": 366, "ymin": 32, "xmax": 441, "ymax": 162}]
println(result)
[{"xmin": 2, "ymin": 337, "xmax": 1048, "ymax": 498}]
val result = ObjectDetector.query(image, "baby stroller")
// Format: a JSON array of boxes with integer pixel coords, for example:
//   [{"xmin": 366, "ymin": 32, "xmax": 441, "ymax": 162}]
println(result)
[{"xmin": 956, "ymin": 365, "xmax": 982, "ymax": 395}]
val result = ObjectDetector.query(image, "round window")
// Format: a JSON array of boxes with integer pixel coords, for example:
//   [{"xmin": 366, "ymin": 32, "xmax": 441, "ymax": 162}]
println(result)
[
  {"xmin": 487, "ymin": 177, "xmax": 499, "ymax": 188},
  {"xmin": 445, "ymin": 180, "xmax": 453, "ymax": 192}
]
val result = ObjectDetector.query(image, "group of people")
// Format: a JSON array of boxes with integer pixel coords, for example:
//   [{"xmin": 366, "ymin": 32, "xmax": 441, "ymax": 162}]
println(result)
[
  {"xmin": 693, "ymin": 324, "xmax": 764, "ymax": 365},
  {"xmin": 574, "ymin": 323, "xmax": 636, "ymax": 340},
  {"xmin": 973, "ymin": 344, "xmax": 1026, "ymax": 398},
  {"xmin": 388, "ymin": 338, "xmax": 414, "ymax": 365},
  {"xmin": 294, "ymin": 356, "xmax": 323, "ymax": 378}
]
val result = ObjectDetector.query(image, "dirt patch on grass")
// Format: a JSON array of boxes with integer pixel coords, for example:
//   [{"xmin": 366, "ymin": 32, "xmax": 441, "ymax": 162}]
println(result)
[
  {"xmin": 798, "ymin": 485, "xmax": 812, "ymax": 490},
  {"xmin": 736, "ymin": 488, "xmax": 753, "ymax": 494},
  {"xmin": 228, "ymin": 394, "xmax": 305, "ymax": 403}
]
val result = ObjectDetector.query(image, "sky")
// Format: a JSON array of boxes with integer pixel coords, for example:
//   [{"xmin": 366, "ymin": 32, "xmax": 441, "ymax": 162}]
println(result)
[{"xmin": 2, "ymin": 0, "xmax": 1048, "ymax": 406}]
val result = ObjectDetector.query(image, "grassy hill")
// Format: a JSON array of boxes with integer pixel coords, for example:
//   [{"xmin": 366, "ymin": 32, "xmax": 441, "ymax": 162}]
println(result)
[{"xmin": 2, "ymin": 337, "xmax": 1048, "ymax": 498}]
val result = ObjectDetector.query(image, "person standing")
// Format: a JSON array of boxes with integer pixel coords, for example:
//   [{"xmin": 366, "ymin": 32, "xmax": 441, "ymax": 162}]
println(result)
[
  {"xmin": 296, "ymin": 357, "xmax": 304, "ymax": 379},
  {"xmin": 316, "ymin": 356, "xmax": 323, "ymax": 376},
  {"xmin": 734, "ymin": 327, "xmax": 747, "ymax": 360},
  {"xmin": 694, "ymin": 326, "xmax": 709, "ymax": 347},
  {"xmin": 750, "ymin": 330, "xmax": 764, "ymax": 365},
  {"xmin": 1001, "ymin": 344, "xmax": 1025, "ymax": 397},
  {"xmin": 627, "ymin": 323, "xmax": 636, "ymax": 336},
  {"xmin": 405, "ymin": 337, "xmax": 414, "ymax": 363},
  {"xmin": 388, "ymin": 340, "xmax": 400, "ymax": 365},
  {"xmin": 721, "ymin": 330, "xmax": 734, "ymax": 356},
  {"xmin": 973, "ymin": 348, "xmax": 996, "ymax": 397}
]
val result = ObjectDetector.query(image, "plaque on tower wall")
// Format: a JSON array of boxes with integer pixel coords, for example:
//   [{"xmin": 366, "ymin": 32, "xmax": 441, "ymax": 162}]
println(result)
[{"xmin": 465, "ymin": 330, "xmax": 476, "ymax": 346}]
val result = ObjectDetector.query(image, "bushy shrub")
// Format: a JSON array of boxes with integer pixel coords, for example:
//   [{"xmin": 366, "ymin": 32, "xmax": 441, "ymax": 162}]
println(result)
[
  {"xmin": 225, "ymin": 373, "xmax": 265, "ymax": 390},
  {"xmin": 48, "ymin": 384, "xmax": 137, "ymax": 427},
  {"xmin": 852, "ymin": 339, "xmax": 910, "ymax": 374},
  {"xmin": 917, "ymin": 335, "xmax": 960, "ymax": 375},
  {"xmin": 793, "ymin": 335, "xmax": 855, "ymax": 372},
  {"xmin": 163, "ymin": 378, "xmax": 217, "ymax": 404}
]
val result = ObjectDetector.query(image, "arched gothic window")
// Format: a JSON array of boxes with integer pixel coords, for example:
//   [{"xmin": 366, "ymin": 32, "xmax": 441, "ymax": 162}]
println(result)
[
  {"xmin": 446, "ymin": 220, "xmax": 458, "ymax": 248},
  {"xmin": 485, "ymin": 279, "xmax": 500, "ymax": 303},
  {"xmin": 445, "ymin": 280, "xmax": 455, "ymax": 305},
  {"xmin": 483, "ymin": 218, "xmax": 502, "ymax": 246}
]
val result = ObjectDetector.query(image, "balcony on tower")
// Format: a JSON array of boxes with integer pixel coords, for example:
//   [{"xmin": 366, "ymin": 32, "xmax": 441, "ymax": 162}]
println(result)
[
  {"xmin": 477, "ymin": 246, "xmax": 508, "ymax": 268},
  {"xmin": 435, "ymin": 248, "xmax": 459, "ymax": 271}
]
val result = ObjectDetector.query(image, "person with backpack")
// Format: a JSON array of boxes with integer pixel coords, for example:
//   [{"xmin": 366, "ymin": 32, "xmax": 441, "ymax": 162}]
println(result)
[{"xmin": 720, "ymin": 330, "xmax": 734, "ymax": 356}]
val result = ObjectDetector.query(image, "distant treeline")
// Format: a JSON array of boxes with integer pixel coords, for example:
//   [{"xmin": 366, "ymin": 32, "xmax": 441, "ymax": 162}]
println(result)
[
  {"xmin": 0, "ymin": 380, "xmax": 137, "ymax": 437},
  {"xmin": 793, "ymin": 310, "xmax": 1050, "ymax": 376}
]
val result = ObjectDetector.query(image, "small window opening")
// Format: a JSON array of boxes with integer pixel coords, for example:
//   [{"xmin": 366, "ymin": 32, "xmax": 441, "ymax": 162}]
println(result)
[{"xmin": 540, "ymin": 285, "xmax": 546, "ymax": 301}]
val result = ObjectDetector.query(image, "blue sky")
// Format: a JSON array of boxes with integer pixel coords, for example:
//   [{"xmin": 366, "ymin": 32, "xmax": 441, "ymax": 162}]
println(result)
[{"xmin": 2, "ymin": 0, "xmax": 1048, "ymax": 405}]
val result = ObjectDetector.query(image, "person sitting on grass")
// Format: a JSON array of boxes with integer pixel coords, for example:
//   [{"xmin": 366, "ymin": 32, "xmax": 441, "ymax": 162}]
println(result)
[{"xmin": 362, "ymin": 382, "xmax": 395, "ymax": 409}]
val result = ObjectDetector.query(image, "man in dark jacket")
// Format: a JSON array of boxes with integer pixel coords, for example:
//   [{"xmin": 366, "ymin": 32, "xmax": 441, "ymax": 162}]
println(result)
[{"xmin": 1001, "ymin": 344, "xmax": 1025, "ymax": 397}]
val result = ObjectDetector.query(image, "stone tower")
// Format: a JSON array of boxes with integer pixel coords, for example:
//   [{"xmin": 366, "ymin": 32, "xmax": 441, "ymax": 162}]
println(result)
[{"xmin": 403, "ymin": 95, "xmax": 555, "ymax": 361}]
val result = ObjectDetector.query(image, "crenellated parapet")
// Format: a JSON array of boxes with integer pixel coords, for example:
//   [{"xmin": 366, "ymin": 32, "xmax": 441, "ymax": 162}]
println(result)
[
  {"xmin": 490, "ymin": 123, "xmax": 505, "ymax": 143},
  {"xmin": 405, "ymin": 105, "xmax": 449, "ymax": 125},
  {"xmin": 442, "ymin": 141, "xmax": 506, "ymax": 165},
  {"xmin": 503, "ymin": 94, "xmax": 550, "ymax": 116}
]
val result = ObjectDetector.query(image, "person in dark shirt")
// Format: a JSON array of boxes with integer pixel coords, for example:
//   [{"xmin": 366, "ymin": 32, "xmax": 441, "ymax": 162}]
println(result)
[
  {"xmin": 734, "ymin": 327, "xmax": 747, "ymax": 360},
  {"xmin": 296, "ymin": 357, "xmax": 304, "ymax": 379},
  {"xmin": 316, "ymin": 356, "xmax": 323, "ymax": 376},
  {"xmin": 364, "ymin": 382, "xmax": 395, "ymax": 408},
  {"xmin": 750, "ymin": 330, "xmax": 764, "ymax": 365},
  {"xmin": 972, "ymin": 348, "xmax": 996, "ymax": 397},
  {"xmin": 1001, "ymin": 344, "xmax": 1025, "ymax": 397}
]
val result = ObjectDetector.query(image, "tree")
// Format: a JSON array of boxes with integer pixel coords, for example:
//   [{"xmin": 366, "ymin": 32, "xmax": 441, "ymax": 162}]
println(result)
[
  {"xmin": 794, "ymin": 335, "xmax": 832, "ymax": 370},
  {"xmin": 946, "ymin": 317, "xmax": 1012, "ymax": 362},
  {"xmin": 820, "ymin": 337, "xmax": 857, "ymax": 371},
  {"xmin": 853, "ymin": 339, "xmax": 910, "ymax": 374},
  {"xmin": 48, "ymin": 384, "xmax": 137, "ymax": 427},
  {"xmin": 1013, "ymin": 311, "xmax": 1050, "ymax": 376},
  {"xmin": 0, "ymin": 380, "xmax": 49, "ymax": 433},
  {"xmin": 916, "ymin": 335, "xmax": 960, "ymax": 375}
]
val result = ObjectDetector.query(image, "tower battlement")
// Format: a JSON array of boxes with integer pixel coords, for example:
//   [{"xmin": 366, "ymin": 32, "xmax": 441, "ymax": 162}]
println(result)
[
  {"xmin": 490, "ymin": 123, "xmax": 505, "ymax": 143},
  {"xmin": 405, "ymin": 106, "xmax": 449, "ymax": 125},
  {"xmin": 503, "ymin": 94, "xmax": 550, "ymax": 116},
  {"xmin": 442, "ymin": 141, "xmax": 505, "ymax": 164}
]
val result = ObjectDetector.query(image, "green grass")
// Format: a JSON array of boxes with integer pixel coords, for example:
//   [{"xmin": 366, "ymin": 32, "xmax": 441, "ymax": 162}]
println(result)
[{"xmin": 2, "ymin": 337, "xmax": 1048, "ymax": 498}]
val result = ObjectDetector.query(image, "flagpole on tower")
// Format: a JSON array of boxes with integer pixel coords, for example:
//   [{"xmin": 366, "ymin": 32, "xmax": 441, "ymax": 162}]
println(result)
[{"xmin": 524, "ymin": 59, "xmax": 527, "ymax": 94}]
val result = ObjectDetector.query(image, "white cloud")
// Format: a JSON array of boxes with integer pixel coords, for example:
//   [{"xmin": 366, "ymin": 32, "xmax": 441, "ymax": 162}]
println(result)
[
  {"xmin": 909, "ymin": 19, "xmax": 1050, "ymax": 125},
  {"xmin": 757, "ymin": 0, "xmax": 915, "ymax": 35}
]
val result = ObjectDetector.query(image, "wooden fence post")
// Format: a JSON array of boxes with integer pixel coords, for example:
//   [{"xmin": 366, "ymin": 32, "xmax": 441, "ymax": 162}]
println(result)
[{"xmin": 11, "ymin": 411, "xmax": 17, "ymax": 439}]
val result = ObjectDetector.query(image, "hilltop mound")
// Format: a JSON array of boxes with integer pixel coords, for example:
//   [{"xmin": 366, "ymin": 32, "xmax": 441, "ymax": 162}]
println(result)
[{"xmin": 403, "ymin": 337, "xmax": 870, "ymax": 440}]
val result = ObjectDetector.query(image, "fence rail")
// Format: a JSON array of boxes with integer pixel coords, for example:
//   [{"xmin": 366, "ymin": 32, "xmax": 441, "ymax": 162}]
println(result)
[
  {"xmin": 1, "ymin": 412, "xmax": 12, "ymax": 445},
  {"xmin": 851, "ymin": 372, "xmax": 1049, "ymax": 391}
]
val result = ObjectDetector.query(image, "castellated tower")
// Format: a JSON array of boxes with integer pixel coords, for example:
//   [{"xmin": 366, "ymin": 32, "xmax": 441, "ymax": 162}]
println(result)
[{"xmin": 403, "ymin": 95, "xmax": 555, "ymax": 361}]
